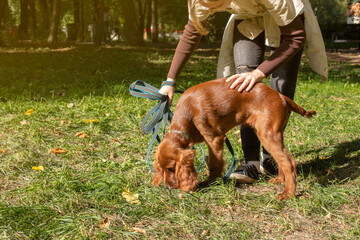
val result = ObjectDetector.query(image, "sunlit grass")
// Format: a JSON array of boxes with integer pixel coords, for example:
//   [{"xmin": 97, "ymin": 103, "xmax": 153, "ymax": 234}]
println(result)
[{"xmin": 0, "ymin": 45, "xmax": 359, "ymax": 239}]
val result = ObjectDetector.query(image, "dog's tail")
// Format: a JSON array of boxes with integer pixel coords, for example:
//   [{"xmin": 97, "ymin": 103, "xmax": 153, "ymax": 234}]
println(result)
[{"xmin": 282, "ymin": 95, "xmax": 316, "ymax": 118}]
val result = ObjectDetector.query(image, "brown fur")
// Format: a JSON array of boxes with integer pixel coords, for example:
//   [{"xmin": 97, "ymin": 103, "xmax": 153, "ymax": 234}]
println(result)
[{"xmin": 152, "ymin": 78, "xmax": 316, "ymax": 200}]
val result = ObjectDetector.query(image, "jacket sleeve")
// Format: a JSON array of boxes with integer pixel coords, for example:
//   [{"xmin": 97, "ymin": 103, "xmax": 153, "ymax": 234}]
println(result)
[
  {"xmin": 257, "ymin": 15, "xmax": 305, "ymax": 77},
  {"xmin": 167, "ymin": 20, "xmax": 202, "ymax": 80}
]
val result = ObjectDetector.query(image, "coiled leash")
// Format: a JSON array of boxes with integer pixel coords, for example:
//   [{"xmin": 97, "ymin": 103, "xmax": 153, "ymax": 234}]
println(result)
[{"xmin": 129, "ymin": 80, "xmax": 236, "ymax": 180}]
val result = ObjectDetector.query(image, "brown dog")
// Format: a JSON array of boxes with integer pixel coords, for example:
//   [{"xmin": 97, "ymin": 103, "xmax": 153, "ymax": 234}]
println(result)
[{"xmin": 152, "ymin": 78, "xmax": 316, "ymax": 200}]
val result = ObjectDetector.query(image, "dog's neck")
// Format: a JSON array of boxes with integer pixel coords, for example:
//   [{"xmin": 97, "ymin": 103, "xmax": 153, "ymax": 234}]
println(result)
[
  {"xmin": 168, "ymin": 129, "xmax": 189, "ymax": 141},
  {"xmin": 167, "ymin": 124, "xmax": 191, "ymax": 148}
]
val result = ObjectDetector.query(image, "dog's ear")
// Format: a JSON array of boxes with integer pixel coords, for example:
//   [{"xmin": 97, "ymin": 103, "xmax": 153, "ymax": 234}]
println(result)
[
  {"xmin": 179, "ymin": 149, "xmax": 196, "ymax": 166},
  {"xmin": 176, "ymin": 149, "xmax": 198, "ymax": 192},
  {"xmin": 152, "ymin": 158, "xmax": 164, "ymax": 186}
]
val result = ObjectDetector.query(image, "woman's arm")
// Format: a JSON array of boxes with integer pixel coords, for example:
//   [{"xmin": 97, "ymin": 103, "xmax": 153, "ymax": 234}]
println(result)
[
  {"xmin": 159, "ymin": 20, "xmax": 202, "ymax": 104},
  {"xmin": 167, "ymin": 20, "xmax": 202, "ymax": 80},
  {"xmin": 227, "ymin": 15, "xmax": 306, "ymax": 92}
]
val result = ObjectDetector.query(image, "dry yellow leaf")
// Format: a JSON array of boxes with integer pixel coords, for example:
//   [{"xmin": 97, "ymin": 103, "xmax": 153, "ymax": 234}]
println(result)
[
  {"xmin": 122, "ymin": 188, "xmax": 140, "ymax": 204},
  {"xmin": 25, "ymin": 109, "xmax": 35, "ymax": 115},
  {"xmin": 99, "ymin": 217, "xmax": 110, "ymax": 229},
  {"xmin": 132, "ymin": 227, "xmax": 146, "ymax": 235},
  {"xmin": 75, "ymin": 131, "xmax": 89, "ymax": 138},
  {"xmin": 20, "ymin": 120, "xmax": 30, "ymax": 125},
  {"xmin": 84, "ymin": 119, "xmax": 99, "ymax": 123},
  {"xmin": 0, "ymin": 149, "xmax": 5, "ymax": 154},
  {"xmin": 60, "ymin": 120, "xmax": 68, "ymax": 126},
  {"xmin": 51, "ymin": 148, "xmax": 67, "ymax": 154},
  {"xmin": 32, "ymin": 166, "xmax": 45, "ymax": 171},
  {"xmin": 89, "ymin": 148, "xmax": 95, "ymax": 152}
]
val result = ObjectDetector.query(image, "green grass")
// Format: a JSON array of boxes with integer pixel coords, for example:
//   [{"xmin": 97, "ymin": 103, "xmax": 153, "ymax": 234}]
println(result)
[{"xmin": 0, "ymin": 44, "xmax": 359, "ymax": 239}]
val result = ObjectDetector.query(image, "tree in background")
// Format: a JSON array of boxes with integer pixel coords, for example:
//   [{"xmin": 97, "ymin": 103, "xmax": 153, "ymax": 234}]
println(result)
[
  {"xmin": 121, "ymin": 0, "xmax": 143, "ymax": 45},
  {"xmin": 39, "ymin": 0, "xmax": 50, "ymax": 38},
  {"xmin": 0, "ymin": 0, "xmax": 8, "ymax": 45},
  {"xmin": 93, "ymin": 0, "xmax": 104, "ymax": 46},
  {"xmin": 48, "ymin": 0, "xmax": 61, "ymax": 43},
  {"xmin": 0, "ymin": 0, "xmax": 352, "ymax": 45},
  {"xmin": 310, "ymin": 0, "xmax": 348, "ymax": 37}
]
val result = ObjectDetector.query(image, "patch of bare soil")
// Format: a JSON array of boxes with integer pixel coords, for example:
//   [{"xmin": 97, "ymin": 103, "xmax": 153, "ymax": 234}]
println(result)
[{"xmin": 326, "ymin": 49, "xmax": 360, "ymax": 64}]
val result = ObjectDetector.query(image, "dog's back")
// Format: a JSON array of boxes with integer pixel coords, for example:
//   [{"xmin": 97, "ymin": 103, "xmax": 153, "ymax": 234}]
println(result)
[{"xmin": 174, "ymin": 78, "xmax": 315, "ymax": 134}]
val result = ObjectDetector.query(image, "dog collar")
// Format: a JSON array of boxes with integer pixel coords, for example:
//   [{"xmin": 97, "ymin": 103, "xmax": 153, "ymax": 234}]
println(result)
[{"xmin": 168, "ymin": 130, "xmax": 189, "ymax": 140}]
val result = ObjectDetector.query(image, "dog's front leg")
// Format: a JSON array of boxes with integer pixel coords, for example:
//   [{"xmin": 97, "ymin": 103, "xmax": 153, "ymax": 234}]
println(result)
[{"xmin": 199, "ymin": 135, "xmax": 225, "ymax": 187}]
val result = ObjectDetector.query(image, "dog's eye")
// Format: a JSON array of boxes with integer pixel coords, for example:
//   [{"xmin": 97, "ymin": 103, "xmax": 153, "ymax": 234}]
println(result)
[{"xmin": 168, "ymin": 167, "xmax": 175, "ymax": 173}]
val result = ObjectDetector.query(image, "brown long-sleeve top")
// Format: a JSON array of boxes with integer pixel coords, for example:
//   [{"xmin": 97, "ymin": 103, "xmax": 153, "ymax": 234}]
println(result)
[{"xmin": 167, "ymin": 15, "xmax": 305, "ymax": 80}]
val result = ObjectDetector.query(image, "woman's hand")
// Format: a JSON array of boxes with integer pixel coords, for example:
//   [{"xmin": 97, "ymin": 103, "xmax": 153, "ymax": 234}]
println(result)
[
  {"xmin": 158, "ymin": 78, "xmax": 176, "ymax": 105},
  {"xmin": 226, "ymin": 69, "xmax": 266, "ymax": 92}
]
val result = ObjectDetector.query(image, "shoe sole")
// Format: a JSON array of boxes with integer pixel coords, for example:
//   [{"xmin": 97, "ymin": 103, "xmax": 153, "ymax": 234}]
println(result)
[{"xmin": 229, "ymin": 173, "xmax": 257, "ymax": 184}]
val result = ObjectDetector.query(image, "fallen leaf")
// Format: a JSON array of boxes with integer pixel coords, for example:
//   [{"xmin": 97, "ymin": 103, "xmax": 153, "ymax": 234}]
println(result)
[
  {"xmin": 0, "ymin": 149, "xmax": 5, "ymax": 154},
  {"xmin": 111, "ymin": 139, "xmax": 119, "ymax": 143},
  {"xmin": 53, "ymin": 128, "xmax": 57, "ymax": 133},
  {"xmin": 52, "ymin": 148, "xmax": 67, "ymax": 154},
  {"xmin": 99, "ymin": 217, "xmax": 110, "ymax": 229},
  {"xmin": 132, "ymin": 227, "xmax": 146, "ymax": 235},
  {"xmin": 89, "ymin": 148, "xmax": 95, "ymax": 152},
  {"xmin": 20, "ymin": 120, "xmax": 30, "ymax": 125},
  {"xmin": 84, "ymin": 119, "xmax": 99, "ymax": 123},
  {"xmin": 32, "ymin": 166, "xmax": 45, "ymax": 171},
  {"xmin": 80, "ymin": 96, "xmax": 85, "ymax": 104},
  {"xmin": 25, "ymin": 109, "xmax": 35, "ymax": 115},
  {"xmin": 60, "ymin": 120, "xmax": 68, "ymax": 125},
  {"xmin": 75, "ymin": 131, "xmax": 89, "ymax": 138},
  {"xmin": 122, "ymin": 188, "xmax": 140, "ymax": 204}
]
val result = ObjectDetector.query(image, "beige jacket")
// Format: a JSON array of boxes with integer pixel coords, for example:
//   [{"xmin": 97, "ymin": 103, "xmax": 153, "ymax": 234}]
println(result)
[{"xmin": 190, "ymin": 0, "xmax": 328, "ymax": 81}]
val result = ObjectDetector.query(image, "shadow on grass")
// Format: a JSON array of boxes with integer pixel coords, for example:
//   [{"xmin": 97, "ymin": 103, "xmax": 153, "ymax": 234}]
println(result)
[
  {"xmin": 0, "ymin": 44, "xmax": 219, "ymax": 101},
  {"xmin": 297, "ymin": 138, "xmax": 360, "ymax": 185}
]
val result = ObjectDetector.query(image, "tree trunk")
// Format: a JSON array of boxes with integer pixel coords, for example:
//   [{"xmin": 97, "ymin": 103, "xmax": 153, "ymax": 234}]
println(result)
[
  {"xmin": 19, "ymin": 0, "xmax": 30, "ymax": 40},
  {"xmin": 0, "ymin": 0, "xmax": 8, "ymax": 45},
  {"xmin": 48, "ymin": 0, "xmax": 61, "ymax": 44},
  {"xmin": 121, "ymin": 0, "xmax": 143, "ymax": 46},
  {"xmin": 80, "ymin": 0, "xmax": 85, "ymax": 41},
  {"xmin": 28, "ymin": 0, "xmax": 36, "ymax": 37},
  {"xmin": 0, "ymin": 0, "xmax": 8, "ymax": 28},
  {"xmin": 151, "ymin": 0, "xmax": 158, "ymax": 43},
  {"xmin": 93, "ymin": 0, "xmax": 104, "ymax": 46},
  {"xmin": 74, "ymin": 0, "xmax": 79, "ymax": 41},
  {"xmin": 145, "ymin": 0, "xmax": 152, "ymax": 40},
  {"xmin": 39, "ymin": 0, "xmax": 50, "ymax": 38},
  {"xmin": 137, "ymin": 0, "xmax": 146, "ymax": 41}
]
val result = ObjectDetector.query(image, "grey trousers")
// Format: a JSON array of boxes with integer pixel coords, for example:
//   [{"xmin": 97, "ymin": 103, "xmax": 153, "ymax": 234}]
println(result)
[{"xmin": 233, "ymin": 21, "xmax": 303, "ymax": 162}]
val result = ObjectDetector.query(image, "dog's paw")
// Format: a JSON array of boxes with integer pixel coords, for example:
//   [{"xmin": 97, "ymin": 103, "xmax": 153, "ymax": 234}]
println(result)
[
  {"xmin": 269, "ymin": 177, "xmax": 285, "ymax": 185},
  {"xmin": 276, "ymin": 192, "xmax": 295, "ymax": 201}
]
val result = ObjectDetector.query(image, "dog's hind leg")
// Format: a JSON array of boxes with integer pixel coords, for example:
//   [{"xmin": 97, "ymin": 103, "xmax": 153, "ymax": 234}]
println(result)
[{"xmin": 256, "ymin": 129, "xmax": 297, "ymax": 200}]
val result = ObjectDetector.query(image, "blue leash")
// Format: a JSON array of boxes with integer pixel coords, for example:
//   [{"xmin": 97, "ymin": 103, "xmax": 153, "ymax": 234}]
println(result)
[{"xmin": 129, "ymin": 80, "xmax": 236, "ymax": 180}]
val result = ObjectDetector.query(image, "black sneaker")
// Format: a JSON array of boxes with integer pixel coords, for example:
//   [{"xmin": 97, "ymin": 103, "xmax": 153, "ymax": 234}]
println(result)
[
  {"xmin": 260, "ymin": 152, "xmax": 278, "ymax": 176},
  {"xmin": 229, "ymin": 163, "xmax": 259, "ymax": 183}
]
